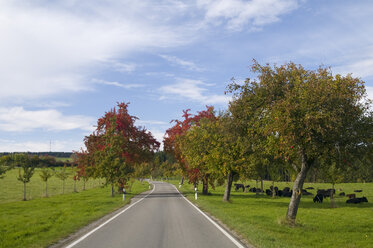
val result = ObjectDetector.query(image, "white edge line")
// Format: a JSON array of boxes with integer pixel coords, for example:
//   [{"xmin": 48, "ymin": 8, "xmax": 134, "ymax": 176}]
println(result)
[
  {"xmin": 65, "ymin": 183, "xmax": 155, "ymax": 248},
  {"xmin": 172, "ymin": 184, "xmax": 246, "ymax": 248}
]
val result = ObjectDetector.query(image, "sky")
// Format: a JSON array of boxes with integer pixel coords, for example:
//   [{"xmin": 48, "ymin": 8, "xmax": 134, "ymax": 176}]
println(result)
[{"xmin": 1, "ymin": 0, "xmax": 373, "ymax": 152}]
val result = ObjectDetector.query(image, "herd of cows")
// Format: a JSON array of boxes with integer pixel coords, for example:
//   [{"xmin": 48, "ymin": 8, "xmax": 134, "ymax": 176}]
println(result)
[{"xmin": 233, "ymin": 184, "xmax": 369, "ymax": 204}]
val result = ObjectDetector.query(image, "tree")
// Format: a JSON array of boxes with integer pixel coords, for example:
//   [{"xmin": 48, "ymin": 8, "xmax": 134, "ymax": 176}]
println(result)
[
  {"xmin": 77, "ymin": 102, "xmax": 159, "ymax": 196},
  {"xmin": 229, "ymin": 60, "xmax": 373, "ymax": 224},
  {"xmin": 55, "ymin": 166, "xmax": 70, "ymax": 194},
  {"xmin": 39, "ymin": 167, "xmax": 54, "ymax": 197},
  {"xmin": 164, "ymin": 106, "xmax": 217, "ymax": 194},
  {"xmin": 14, "ymin": 154, "xmax": 39, "ymax": 201},
  {"xmin": 0, "ymin": 155, "xmax": 13, "ymax": 179}
]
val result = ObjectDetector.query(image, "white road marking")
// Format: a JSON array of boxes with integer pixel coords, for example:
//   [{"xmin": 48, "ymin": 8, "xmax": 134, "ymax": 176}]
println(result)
[
  {"xmin": 65, "ymin": 183, "xmax": 155, "ymax": 248},
  {"xmin": 172, "ymin": 185, "xmax": 246, "ymax": 248}
]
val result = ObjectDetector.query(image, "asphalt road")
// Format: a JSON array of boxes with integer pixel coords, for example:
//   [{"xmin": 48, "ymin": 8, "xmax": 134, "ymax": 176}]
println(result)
[{"xmin": 65, "ymin": 181, "xmax": 245, "ymax": 248}]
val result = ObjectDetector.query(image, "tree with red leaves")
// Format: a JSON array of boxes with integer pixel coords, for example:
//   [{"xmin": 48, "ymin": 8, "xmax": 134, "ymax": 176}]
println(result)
[
  {"xmin": 76, "ymin": 102, "xmax": 160, "ymax": 196},
  {"xmin": 164, "ymin": 106, "xmax": 216, "ymax": 194}
]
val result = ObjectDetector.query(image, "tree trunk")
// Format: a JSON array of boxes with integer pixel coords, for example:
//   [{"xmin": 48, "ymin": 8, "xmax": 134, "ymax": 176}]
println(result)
[
  {"xmin": 180, "ymin": 177, "xmax": 184, "ymax": 185},
  {"xmin": 23, "ymin": 182, "xmax": 26, "ymax": 201},
  {"xmin": 74, "ymin": 180, "xmax": 77, "ymax": 192},
  {"xmin": 83, "ymin": 179, "xmax": 86, "ymax": 190},
  {"xmin": 255, "ymin": 179, "xmax": 259, "ymax": 196},
  {"xmin": 260, "ymin": 178, "xmax": 264, "ymax": 194},
  {"xmin": 223, "ymin": 171, "xmax": 234, "ymax": 202},
  {"xmin": 202, "ymin": 175, "xmax": 209, "ymax": 195},
  {"xmin": 330, "ymin": 183, "xmax": 336, "ymax": 208},
  {"xmin": 272, "ymin": 181, "xmax": 276, "ymax": 198},
  {"xmin": 62, "ymin": 180, "xmax": 65, "ymax": 194},
  {"xmin": 111, "ymin": 184, "xmax": 114, "ymax": 197},
  {"xmin": 45, "ymin": 181, "xmax": 48, "ymax": 197},
  {"xmin": 286, "ymin": 152, "xmax": 310, "ymax": 224}
]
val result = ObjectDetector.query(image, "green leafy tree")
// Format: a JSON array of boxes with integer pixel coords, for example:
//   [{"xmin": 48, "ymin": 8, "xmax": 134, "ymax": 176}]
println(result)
[
  {"xmin": 55, "ymin": 166, "xmax": 70, "ymax": 194},
  {"xmin": 14, "ymin": 154, "xmax": 39, "ymax": 201},
  {"xmin": 229, "ymin": 60, "xmax": 373, "ymax": 223},
  {"xmin": 0, "ymin": 155, "xmax": 13, "ymax": 179},
  {"xmin": 39, "ymin": 167, "xmax": 54, "ymax": 197}
]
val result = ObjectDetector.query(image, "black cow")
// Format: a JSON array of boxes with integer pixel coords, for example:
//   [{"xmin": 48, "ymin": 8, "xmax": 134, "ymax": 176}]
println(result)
[
  {"xmin": 249, "ymin": 187, "xmax": 257, "ymax": 192},
  {"xmin": 354, "ymin": 190, "xmax": 363, "ymax": 193},
  {"xmin": 346, "ymin": 197, "xmax": 368, "ymax": 204},
  {"xmin": 302, "ymin": 189, "xmax": 313, "ymax": 196},
  {"xmin": 313, "ymin": 194, "xmax": 324, "ymax": 203},
  {"xmin": 317, "ymin": 189, "xmax": 335, "ymax": 198},
  {"xmin": 347, "ymin": 194, "xmax": 356, "ymax": 199},
  {"xmin": 306, "ymin": 187, "xmax": 314, "ymax": 190},
  {"xmin": 234, "ymin": 183, "xmax": 245, "ymax": 192},
  {"xmin": 283, "ymin": 187, "xmax": 290, "ymax": 192},
  {"xmin": 339, "ymin": 192, "xmax": 345, "ymax": 196},
  {"xmin": 283, "ymin": 191, "xmax": 292, "ymax": 197},
  {"xmin": 265, "ymin": 189, "xmax": 272, "ymax": 196}
]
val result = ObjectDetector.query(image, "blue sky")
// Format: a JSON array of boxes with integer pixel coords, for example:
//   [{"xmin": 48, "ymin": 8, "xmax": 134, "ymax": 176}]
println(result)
[{"xmin": 1, "ymin": 0, "xmax": 373, "ymax": 152}]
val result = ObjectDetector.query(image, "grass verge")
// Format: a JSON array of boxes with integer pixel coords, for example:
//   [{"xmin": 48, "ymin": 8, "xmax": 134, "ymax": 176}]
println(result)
[
  {"xmin": 0, "ymin": 181, "xmax": 150, "ymax": 248},
  {"xmin": 170, "ymin": 180, "xmax": 373, "ymax": 248}
]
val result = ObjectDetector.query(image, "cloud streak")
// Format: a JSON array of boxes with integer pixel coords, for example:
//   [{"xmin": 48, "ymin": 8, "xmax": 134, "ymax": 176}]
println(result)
[
  {"xmin": 160, "ymin": 54, "xmax": 205, "ymax": 71},
  {"xmin": 160, "ymin": 78, "xmax": 230, "ymax": 104},
  {"xmin": 0, "ymin": 107, "xmax": 94, "ymax": 132},
  {"xmin": 197, "ymin": 0, "xmax": 300, "ymax": 30},
  {"xmin": 93, "ymin": 79, "xmax": 144, "ymax": 89}
]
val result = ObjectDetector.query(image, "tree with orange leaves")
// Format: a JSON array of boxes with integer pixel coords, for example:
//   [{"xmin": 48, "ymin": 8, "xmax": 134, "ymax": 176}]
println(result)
[{"xmin": 76, "ymin": 102, "xmax": 160, "ymax": 196}]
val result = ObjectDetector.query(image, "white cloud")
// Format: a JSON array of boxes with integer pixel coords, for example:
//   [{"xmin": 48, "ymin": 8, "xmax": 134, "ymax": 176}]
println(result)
[
  {"xmin": 334, "ymin": 56, "xmax": 373, "ymax": 79},
  {"xmin": 0, "ymin": 1, "xmax": 189, "ymax": 102},
  {"xmin": 197, "ymin": 0, "xmax": 300, "ymax": 30},
  {"xmin": 0, "ymin": 139, "xmax": 83, "ymax": 152},
  {"xmin": 136, "ymin": 120, "xmax": 168, "ymax": 126},
  {"xmin": 160, "ymin": 78, "xmax": 230, "ymax": 104},
  {"xmin": 366, "ymin": 86, "xmax": 373, "ymax": 101},
  {"xmin": 0, "ymin": 107, "xmax": 94, "ymax": 132},
  {"xmin": 160, "ymin": 54, "xmax": 205, "ymax": 71},
  {"xmin": 93, "ymin": 79, "xmax": 144, "ymax": 89}
]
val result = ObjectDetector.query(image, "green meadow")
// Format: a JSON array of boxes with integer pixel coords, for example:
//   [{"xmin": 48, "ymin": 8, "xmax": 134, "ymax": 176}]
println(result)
[
  {"xmin": 172, "ymin": 180, "xmax": 373, "ymax": 248},
  {"xmin": 0, "ymin": 169, "xmax": 151, "ymax": 248},
  {"xmin": 0, "ymin": 168, "xmax": 102, "ymax": 203}
]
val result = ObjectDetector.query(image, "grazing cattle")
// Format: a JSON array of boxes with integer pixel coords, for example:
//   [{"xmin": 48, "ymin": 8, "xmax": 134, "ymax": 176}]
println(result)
[
  {"xmin": 249, "ymin": 187, "xmax": 257, "ymax": 192},
  {"xmin": 306, "ymin": 187, "xmax": 314, "ymax": 190},
  {"xmin": 234, "ymin": 183, "xmax": 245, "ymax": 192},
  {"xmin": 346, "ymin": 194, "xmax": 356, "ymax": 199},
  {"xmin": 339, "ymin": 192, "xmax": 345, "ymax": 196},
  {"xmin": 317, "ymin": 189, "xmax": 335, "ymax": 198},
  {"xmin": 354, "ymin": 190, "xmax": 363, "ymax": 193},
  {"xmin": 283, "ymin": 191, "xmax": 292, "ymax": 197},
  {"xmin": 265, "ymin": 189, "xmax": 272, "ymax": 196},
  {"xmin": 302, "ymin": 189, "xmax": 313, "ymax": 196},
  {"xmin": 313, "ymin": 194, "xmax": 324, "ymax": 203},
  {"xmin": 346, "ymin": 197, "xmax": 368, "ymax": 204},
  {"xmin": 274, "ymin": 187, "xmax": 279, "ymax": 196},
  {"xmin": 277, "ymin": 190, "xmax": 283, "ymax": 197},
  {"xmin": 283, "ymin": 187, "xmax": 290, "ymax": 192}
]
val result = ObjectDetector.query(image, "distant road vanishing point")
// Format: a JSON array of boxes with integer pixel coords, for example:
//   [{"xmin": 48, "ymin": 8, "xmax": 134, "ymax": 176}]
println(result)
[{"xmin": 64, "ymin": 181, "xmax": 246, "ymax": 248}]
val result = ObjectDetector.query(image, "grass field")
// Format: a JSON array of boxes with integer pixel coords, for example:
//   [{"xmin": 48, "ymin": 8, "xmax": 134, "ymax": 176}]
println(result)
[
  {"xmin": 54, "ymin": 157, "xmax": 72, "ymax": 163},
  {"xmin": 0, "ymin": 168, "xmax": 102, "ymax": 203},
  {"xmin": 0, "ymin": 169, "xmax": 151, "ymax": 248},
  {"xmin": 171, "ymin": 180, "xmax": 373, "ymax": 248}
]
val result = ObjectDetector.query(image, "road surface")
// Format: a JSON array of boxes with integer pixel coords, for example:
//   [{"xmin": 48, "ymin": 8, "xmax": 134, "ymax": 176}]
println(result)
[{"xmin": 65, "ymin": 181, "xmax": 245, "ymax": 248}]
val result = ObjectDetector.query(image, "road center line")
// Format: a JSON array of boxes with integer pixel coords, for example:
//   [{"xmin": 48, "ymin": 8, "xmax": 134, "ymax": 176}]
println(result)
[
  {"xmin": 65, "ymin": 183, "xmax": 156, "ymax": 248},
  {"xmin": 172, "ymin": 184, "xmax": 246, "ymax": 248}
]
